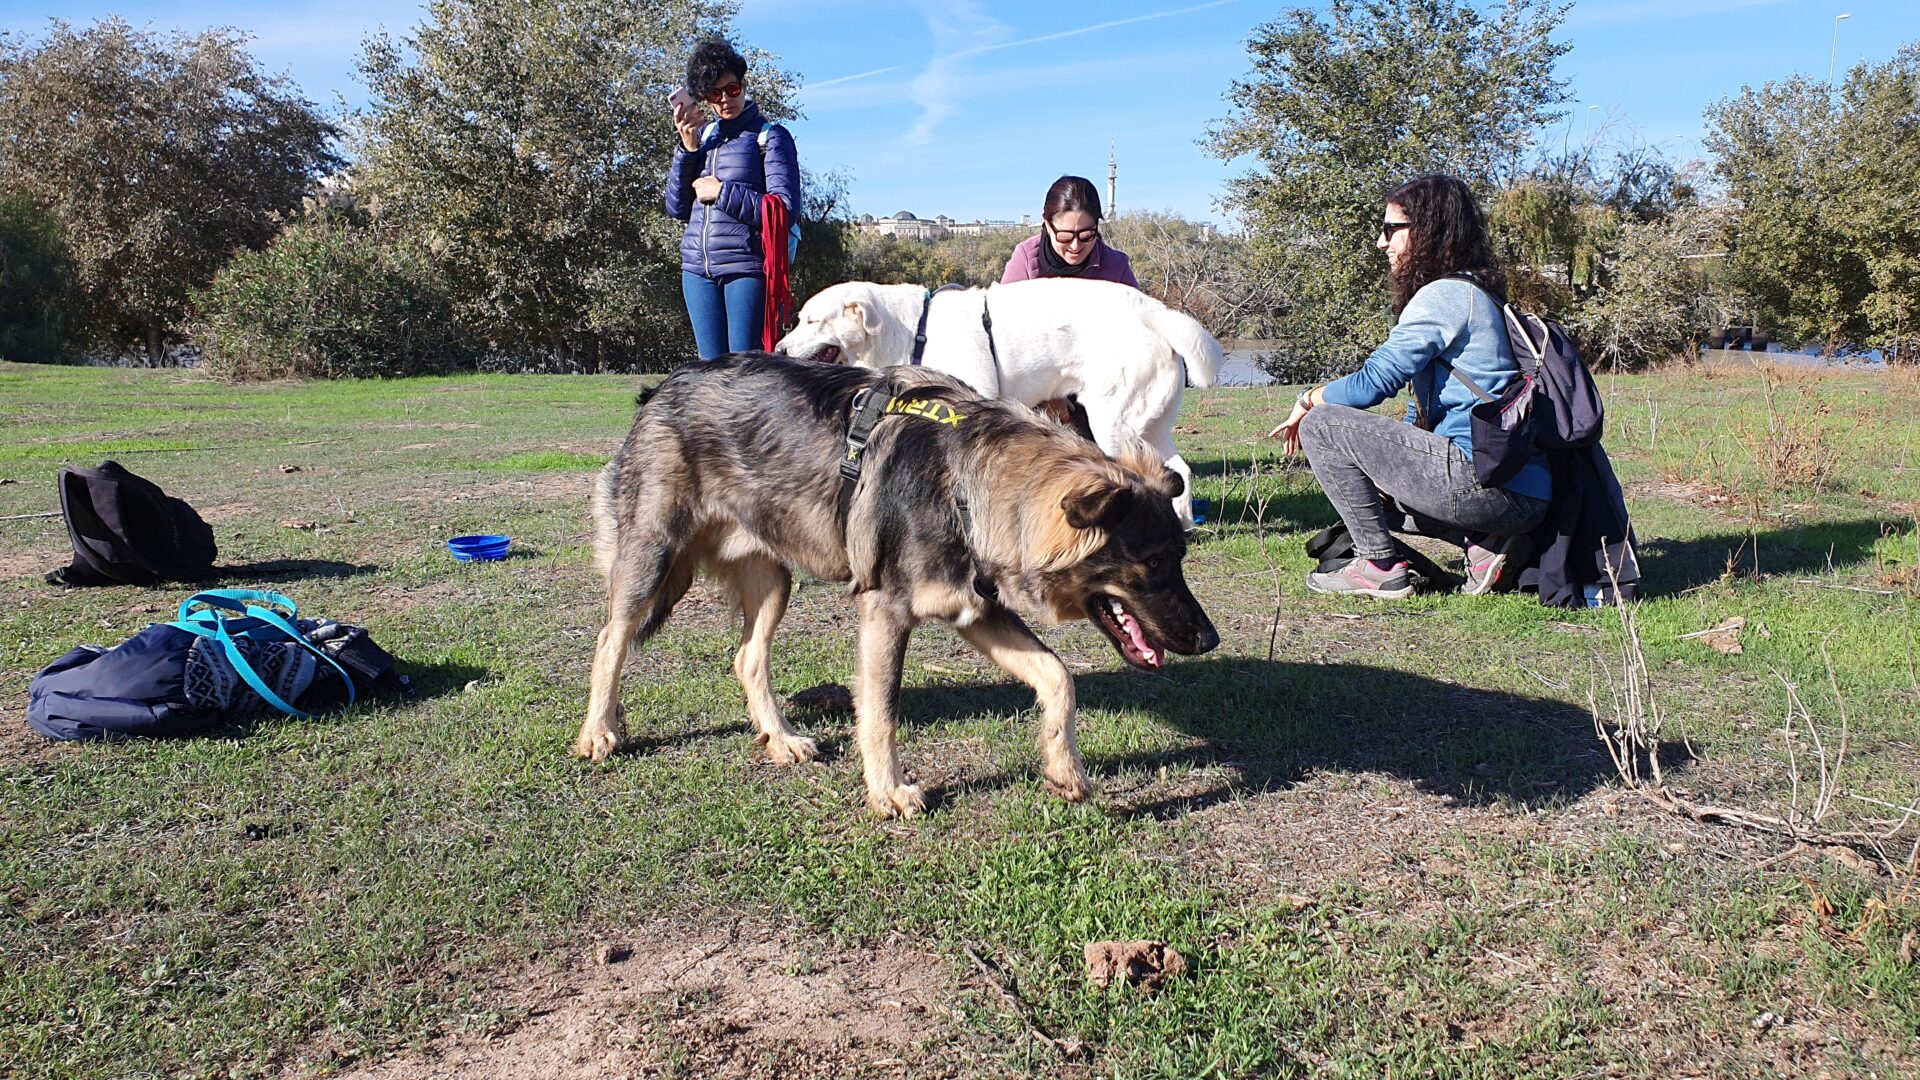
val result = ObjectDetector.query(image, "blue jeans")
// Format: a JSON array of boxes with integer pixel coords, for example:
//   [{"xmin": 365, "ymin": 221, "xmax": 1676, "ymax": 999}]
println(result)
[{"xmin": 682, "ymin": 271, "xmax": 765, "ymax": 360}]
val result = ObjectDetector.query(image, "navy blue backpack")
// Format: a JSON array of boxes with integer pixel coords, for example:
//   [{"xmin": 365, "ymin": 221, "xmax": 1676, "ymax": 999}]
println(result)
[{"xmin": 27, "ymin": 589, "xmax": 394, "ymax": 742}]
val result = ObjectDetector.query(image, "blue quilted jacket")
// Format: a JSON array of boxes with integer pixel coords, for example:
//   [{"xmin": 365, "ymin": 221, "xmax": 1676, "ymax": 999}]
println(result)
[{"xmin": 665, "ymin": 101, "xmax": 800, "ymax": 280}]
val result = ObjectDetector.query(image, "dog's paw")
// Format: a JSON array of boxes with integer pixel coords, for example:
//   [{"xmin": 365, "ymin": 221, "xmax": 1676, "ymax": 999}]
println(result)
[
  {"xmin": 1043, "ymin": 767, "xmax": 1093, "ymax": 803},
  {"xmin": 574, "ymin": 726, "xmax": 622, "ymax": 762},
  {"xmin": 762, "ymin": 732, "xmax": 820, "ymax": 765},
  {"xmin": 866, "ymin": 783, "xmax": 927, "ymax": 819}
]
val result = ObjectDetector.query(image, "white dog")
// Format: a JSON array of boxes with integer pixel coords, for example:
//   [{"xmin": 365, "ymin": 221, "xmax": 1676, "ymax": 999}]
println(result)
[{"xmin": 774, "ymin": 278, "xmax": 1223, "ymax": 525}]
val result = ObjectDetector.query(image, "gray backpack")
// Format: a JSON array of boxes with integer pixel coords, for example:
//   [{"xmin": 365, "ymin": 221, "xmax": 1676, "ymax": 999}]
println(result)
[{"xmin": 1443, "ymin": 275, "xmax": 1606, "ymax": 485}]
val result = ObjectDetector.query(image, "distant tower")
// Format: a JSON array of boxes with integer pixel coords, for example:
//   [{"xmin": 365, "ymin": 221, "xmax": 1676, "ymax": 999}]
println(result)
[{"xmin": 1106, "ymin": 141, "xmax": 1117, "ymax": 216}]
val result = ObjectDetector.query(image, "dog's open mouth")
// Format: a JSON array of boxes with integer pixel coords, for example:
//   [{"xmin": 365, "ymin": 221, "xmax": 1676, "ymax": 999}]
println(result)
[
  {"xmin": 805, "ymin": 344, "xmax": 842, "ymax": 365},
  {"xmin": 1092, "ymin": 595, "xmax": 1163, "ymax": 669}
]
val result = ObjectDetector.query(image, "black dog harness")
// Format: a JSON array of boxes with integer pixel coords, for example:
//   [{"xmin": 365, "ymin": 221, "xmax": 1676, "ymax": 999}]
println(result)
[
  {"xmin": 909, "ymin": 284, "xmax": 1001, "ymax": 373},
  {"xmin": 839, "ymin": 380, "xmax": 997, "ymax": 599}
]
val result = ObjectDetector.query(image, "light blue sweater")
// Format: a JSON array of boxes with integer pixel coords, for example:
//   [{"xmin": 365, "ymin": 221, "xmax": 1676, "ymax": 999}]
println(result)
[{"xmin": 1319, "ymin": 277, "xmax": 1551, "ymax": 501}]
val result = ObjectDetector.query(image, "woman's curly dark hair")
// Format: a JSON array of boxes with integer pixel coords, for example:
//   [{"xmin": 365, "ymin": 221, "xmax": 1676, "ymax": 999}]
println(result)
[
  {"xmin": 1385, "ymin": 175, "xmax": 1506, "ymax": 315},
  {"xmin": 685, "ymin": 38, "xmax": 747, "ymax": 100}
]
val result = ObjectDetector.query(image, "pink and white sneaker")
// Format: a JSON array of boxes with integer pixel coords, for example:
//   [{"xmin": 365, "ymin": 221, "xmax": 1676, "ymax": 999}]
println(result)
[{"xmin": 1305, "ymin": 557, "xmax": 1414, "ymax": 599}]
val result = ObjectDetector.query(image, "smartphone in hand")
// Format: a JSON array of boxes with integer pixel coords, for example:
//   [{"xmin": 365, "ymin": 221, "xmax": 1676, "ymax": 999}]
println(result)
[{"xmin": 668, "ymin": 86, "xmax": 696, "ymax": 122}]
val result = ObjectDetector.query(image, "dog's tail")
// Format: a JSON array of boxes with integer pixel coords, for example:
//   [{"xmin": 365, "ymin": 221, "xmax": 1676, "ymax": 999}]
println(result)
[
  {"xmin": 1145, "ymin": 305, "xmax": 1224, "ymax": 388},
  {"xmin": 591, "ymin": 457, "xmax": 621, "ymax": 581}
]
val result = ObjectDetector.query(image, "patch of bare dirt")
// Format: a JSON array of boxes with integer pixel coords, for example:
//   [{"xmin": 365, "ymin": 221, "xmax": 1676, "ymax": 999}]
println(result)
[
  {"xmin": 311, "ymin": 918, "xmax": 975, "ymax": 1080},
  {"xmin": 199, "ymin": 501, "xmax": 259, "ymax": 521},
  {"xmin": 1165, "ymin": 771, "xmax": 1589, "ymax": 916},
  {"xmin": 1626, "ymin": 478, "xmax": 1738, "ymax": 512},
  {"xmin": 0, "ymin": 547, "xmax": 64, "ymax": 580},
  {"xmin": 391, "ymin": 474, "xmax": 594, "ymax": 505}
]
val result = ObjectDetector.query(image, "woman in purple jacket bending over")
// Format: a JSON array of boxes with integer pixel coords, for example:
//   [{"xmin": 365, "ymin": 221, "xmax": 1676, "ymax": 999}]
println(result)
[
  {"xmin": 1000, "ymin": 176, "xmax": 1138, "ymax": 287},
  {"xmin": 666, "ymin": 39, "xmax": 800, "ymax": 359}
]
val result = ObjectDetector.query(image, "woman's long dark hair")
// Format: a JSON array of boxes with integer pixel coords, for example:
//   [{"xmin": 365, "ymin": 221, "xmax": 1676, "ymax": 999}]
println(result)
[{"xmin": 1385, "ymin": 175, "xmax": 1506, "ymax": 315}]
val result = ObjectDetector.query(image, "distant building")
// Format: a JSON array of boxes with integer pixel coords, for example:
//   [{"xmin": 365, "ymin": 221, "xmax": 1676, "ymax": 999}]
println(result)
[{"xmin": 852, "ymin": 210, "xmax": 1027, "ymax": 242}]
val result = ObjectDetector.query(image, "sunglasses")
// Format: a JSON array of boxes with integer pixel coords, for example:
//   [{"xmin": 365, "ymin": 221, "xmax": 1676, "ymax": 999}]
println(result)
[
  {"xmin": 1380, "ymin": 220, "xmax": 1414, "ymax": 240},
  {"xmin": 1051, "ymin": 227, "xmax": 1099, "ymax": 246},
  {"xmin": 702, "ymin": 80, "xmax": 745, "ymax": 104}
]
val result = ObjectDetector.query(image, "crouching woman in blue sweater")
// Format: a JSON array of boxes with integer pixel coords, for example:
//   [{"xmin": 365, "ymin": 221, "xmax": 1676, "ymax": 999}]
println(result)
[{"xmin": 1268, "ymin": 175, "xmax": 1550, "ymax": 599}]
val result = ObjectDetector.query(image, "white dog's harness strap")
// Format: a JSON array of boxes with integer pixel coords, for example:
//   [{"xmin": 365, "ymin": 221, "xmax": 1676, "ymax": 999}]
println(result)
[
  {"xmin": 910, "ymin": 284, "xmax": 1001, "ymax": 388},
  {"xmin": 910, "ymin": 284, "xmax": 967, "ymax": 366}
]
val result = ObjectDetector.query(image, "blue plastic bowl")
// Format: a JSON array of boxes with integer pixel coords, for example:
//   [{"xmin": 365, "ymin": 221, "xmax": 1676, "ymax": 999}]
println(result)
[{"xmin": 448, "ymin": 534, "xmax": 512, "ymax": 562}]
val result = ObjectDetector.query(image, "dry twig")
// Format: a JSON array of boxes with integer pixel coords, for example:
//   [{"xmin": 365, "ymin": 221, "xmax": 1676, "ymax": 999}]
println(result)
[{"xmin": 963, "ymin": 946, "xmax": 1079, "ymax": 1058}]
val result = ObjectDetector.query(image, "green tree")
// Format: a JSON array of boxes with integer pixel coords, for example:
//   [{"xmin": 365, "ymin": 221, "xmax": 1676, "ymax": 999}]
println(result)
[
  {"xmin": 0, "ymin": 19, "xmax": 340, "ymax": 364},
  {"xmin": 1832, "ymin": 45, "xmax": 1920, "ymax": 359},
  {"xmin": 0, "ymin": 194, "xmax": 84, "ymax": 362},
  {"xmin": 1208, "ymin": 0, "xmax": 1570, "ymax": 379},
  {"xmin": 358, "ymin": 0, "xmax": 791, "ymax": 372},
  {"xmin": 1489, "ymin": 144, "xmax": 1692, "ymax": 318},
  {"xmin": 1704, "ymin": 74, "xmax": 1866, "ymax": 351}
]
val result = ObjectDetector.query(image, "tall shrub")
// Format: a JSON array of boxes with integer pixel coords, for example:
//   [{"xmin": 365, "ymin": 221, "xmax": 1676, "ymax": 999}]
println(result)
[{"xmin": 191, "ymin": 219, "xmax": 469, "ymax": 380}]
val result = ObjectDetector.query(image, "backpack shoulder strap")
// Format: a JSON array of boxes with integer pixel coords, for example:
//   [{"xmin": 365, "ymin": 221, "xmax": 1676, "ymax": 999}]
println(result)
[{"xmin": 1444, "ymin": 272, "xmax": 1542, "ymax": 382}]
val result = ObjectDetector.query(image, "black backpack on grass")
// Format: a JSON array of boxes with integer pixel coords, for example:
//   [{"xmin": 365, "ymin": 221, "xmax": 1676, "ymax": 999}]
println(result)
[{"xmin": 50, "ymin": 461, "xmax": 216, "ymax": 587}]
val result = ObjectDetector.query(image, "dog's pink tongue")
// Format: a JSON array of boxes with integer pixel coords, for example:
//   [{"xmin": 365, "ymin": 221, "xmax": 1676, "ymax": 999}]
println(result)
[{"xmin": 1115, "ymin": 607, "xmax": 1161, "ymax": 667}]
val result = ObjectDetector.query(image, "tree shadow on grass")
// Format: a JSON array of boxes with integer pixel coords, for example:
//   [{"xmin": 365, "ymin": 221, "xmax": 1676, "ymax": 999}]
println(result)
[
  {"xmin": 897, "ymin": 655, "xmax": 1683, "ymax": 818},
  {"xmin": 1183, "ymin": 483, "xmax": 1337, "ymax": 537},
  {"xmin": 1637, "ymin": 518, "xmax": 1891, "ymax": 595}
]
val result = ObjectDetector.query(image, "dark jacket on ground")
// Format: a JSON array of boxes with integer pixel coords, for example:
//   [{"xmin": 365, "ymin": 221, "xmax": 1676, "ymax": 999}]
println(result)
[
  {"xmin": 1517, "ymin": 443, "xmax": 1641, "ymax": 608},
  {"xmin": 665, "ymin": 101, "xmax": 799, "ymax": 280}
]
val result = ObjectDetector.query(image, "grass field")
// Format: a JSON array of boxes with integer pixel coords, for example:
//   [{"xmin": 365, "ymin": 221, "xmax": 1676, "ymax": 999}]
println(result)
[{"xmin": 2, "ymin": 358, "xmax": 1917, "ymax": 1079}]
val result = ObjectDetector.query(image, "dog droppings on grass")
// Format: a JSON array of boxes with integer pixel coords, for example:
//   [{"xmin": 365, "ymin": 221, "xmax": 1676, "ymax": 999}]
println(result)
[
  {"xmin": 1084, "ymin": 940, "xmax": 1188, "ymax": 990},
  {"xmin": 786, "ymin": 682, "xmax": 852, "ymax": 714}
]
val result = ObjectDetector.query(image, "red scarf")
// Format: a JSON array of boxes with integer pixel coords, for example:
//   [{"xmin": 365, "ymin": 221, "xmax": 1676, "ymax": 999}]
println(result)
[{"xmin": 760, "ymin": 194, "xmax": 794, "ymax": 350}]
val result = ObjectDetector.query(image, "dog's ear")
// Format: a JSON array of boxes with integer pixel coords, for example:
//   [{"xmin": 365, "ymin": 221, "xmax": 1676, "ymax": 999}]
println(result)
[
  {"xmin": 1150, "ymin": 466, "xmax": 1185, "ymax": 500},
  {"xmin": 1062, "ymin": 479, "xmax": 1133, "ymax": 530},
  {"xmin": 842, "ymin": 300, "xmax": 880, "ymax": 336}
]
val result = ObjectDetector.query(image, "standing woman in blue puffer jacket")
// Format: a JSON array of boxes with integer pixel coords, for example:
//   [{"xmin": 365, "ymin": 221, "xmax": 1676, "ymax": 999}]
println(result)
[{"xmin": 666, "ymin": 39, "xmax": 800, "ymax": 359}]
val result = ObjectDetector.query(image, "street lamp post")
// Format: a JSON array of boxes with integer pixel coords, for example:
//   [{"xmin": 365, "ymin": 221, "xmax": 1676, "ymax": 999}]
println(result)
[{"xmin": 1830, "ymin": 13, "xmax": 1852, "ymax": 85}]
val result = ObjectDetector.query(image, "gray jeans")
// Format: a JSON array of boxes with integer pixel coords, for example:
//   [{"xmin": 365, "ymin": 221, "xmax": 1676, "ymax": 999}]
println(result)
[{"xmin": 1298, "ymin": 404, "xmax": 1550, "ymax": 561}]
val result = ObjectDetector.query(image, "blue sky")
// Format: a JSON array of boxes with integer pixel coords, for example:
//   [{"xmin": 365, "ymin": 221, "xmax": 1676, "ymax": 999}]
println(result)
[{"xmin": 4, "ymin": 1, "xmax": 1915, "ymax": 225}]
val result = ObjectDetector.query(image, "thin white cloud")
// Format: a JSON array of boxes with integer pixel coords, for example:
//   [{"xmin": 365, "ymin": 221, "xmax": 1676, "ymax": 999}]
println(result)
[
  {"xmin": 949, "ymin": 0, "xmax": 1238, "ymax": 60},
  {"xmin": 1566, "ymin": 0, "xmax": 1790, "ymax": 28},
  {"xmin": 898, "ymin": 0, "xmax": 1238, "ymax": 148},
  {"xmin": 803, "ymin": 65, "xmax": 901, "ymax": 91},
  {"xmin": 901, "ymin": 0, "xmax": 1009, "ymax": 146}
]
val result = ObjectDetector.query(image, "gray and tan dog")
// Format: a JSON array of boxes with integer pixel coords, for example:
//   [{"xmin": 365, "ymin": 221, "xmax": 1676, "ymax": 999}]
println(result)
[{"xmin": 575, "ymin": 354, "xmax": 1218, "ymax": 817}]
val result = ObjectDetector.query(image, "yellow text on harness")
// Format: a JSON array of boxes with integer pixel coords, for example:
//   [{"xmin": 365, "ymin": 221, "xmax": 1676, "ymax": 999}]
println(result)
[{"xmin": 886, "ymin": 397, "xmax": 966, "ymax": 425}]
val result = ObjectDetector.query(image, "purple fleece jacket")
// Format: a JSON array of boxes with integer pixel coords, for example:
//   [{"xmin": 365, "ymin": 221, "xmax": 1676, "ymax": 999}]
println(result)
[{"xmin": 999, "ymin": 233, "xmax": 1139, "ymax": 287}]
